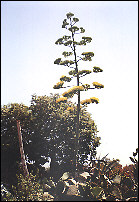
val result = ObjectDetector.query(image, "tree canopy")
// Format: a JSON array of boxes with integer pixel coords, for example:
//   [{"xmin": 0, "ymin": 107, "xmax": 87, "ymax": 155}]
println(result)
[{"xmin": 1, "ymin": 93, "xmax": 101, "ymax": 186}]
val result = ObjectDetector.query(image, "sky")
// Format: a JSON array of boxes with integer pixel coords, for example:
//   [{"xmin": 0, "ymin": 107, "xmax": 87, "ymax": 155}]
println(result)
[{"xmin": 1, "ymin": 1, "xmax": 138, "ymax": 166}]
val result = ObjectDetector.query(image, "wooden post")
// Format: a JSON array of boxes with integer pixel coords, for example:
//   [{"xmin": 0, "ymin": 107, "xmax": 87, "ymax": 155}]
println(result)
[{"xmin": 17, "ymin": 120, "xmax": 29, "ymax": 177}]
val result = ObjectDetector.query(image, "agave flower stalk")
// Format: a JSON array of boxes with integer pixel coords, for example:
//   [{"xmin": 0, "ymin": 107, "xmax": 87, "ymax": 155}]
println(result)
[{"xmin": 53, "ymin": 12, "xmax": 104, "ymax": 175}]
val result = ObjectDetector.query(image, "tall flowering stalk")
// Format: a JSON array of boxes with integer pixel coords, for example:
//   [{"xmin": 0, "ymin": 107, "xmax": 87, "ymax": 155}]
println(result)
[{"xmin": 53, "ymin": 12, "xmax": 104, "ymax": 174}]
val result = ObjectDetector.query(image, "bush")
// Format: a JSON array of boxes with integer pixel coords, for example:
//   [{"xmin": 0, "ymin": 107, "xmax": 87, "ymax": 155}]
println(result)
[{"xmin": 1, "ymin": 171, "xmax": 48, "ymax": 201}]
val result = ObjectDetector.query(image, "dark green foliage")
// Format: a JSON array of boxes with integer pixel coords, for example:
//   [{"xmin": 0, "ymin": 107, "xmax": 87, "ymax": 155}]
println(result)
[
  {"xmin": 120, "ymin": 148, "xmax": 138, "ymax": 200},
  {"xmin": 1, "ymin": 170, "xmax": 52, "ymax": 201},
  {"xmin": 1, "ymin": 93, "xmax": 100, "ymax": 188},
  {"xmin": 1, "ymin": 103, "xmax": 31, "ymax": 189},
  {"xmin": 78, "ymin": 149, "xmax": 138, "ymax": 201},
  {"xmin": 1, "ymin": 149, "xmax": 138, "ymax": 201}
]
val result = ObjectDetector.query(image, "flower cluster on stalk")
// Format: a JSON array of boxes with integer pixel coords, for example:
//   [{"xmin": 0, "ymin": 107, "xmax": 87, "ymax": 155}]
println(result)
[
  {"xmin": 93, "ymin": 82, "xmax": 104, "ymax": 89},
  {"xmin": 81, "ymin": 97, "xmax": 99, "ymax": 105},
  {"xmin": 54, "ymin": 12, "xmax": 104, "ymax": 106},
  {"xmin": 62, "ymin": 86, "xmax": 84, "ymax": 98}
]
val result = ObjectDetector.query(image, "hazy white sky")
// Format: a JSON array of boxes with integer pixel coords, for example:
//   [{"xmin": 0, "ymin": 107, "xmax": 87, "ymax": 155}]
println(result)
[{"xmin": 1, "ymin": 1, "xmax": 138, "ymax": 166}]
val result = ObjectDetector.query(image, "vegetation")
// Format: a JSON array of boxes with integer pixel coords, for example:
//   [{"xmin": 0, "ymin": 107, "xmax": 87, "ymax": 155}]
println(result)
[
  {"xmin": 53, "ymin": 12, "xmax": 104, "ymax": 172},
  {"xmin": 1, "ymin": 12, "xmax": 138, "ymax": 201},
  {"xmin": 1, "ymin": 149, "xmax": 138, "ymax": 201},
  {"xmin": 1, "ymin": 93, "xmax": 100, "ymax": 188}
]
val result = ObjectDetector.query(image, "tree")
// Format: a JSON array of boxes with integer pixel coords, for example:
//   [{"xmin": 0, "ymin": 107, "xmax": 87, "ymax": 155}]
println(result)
[
  {"xmin": 1, "ymin": 103, "xmax": 31, "ymax": 189},
  {"xmin": 25, "ymin": 94, "xmax": 101, "ymax": 180},
  {"xmin": 53, "ymin": 12, "xmax": 104, "ymax": 173},
  {"xmin": 1, "ymin": 94, "xmax": 100, "ymax": 187}
]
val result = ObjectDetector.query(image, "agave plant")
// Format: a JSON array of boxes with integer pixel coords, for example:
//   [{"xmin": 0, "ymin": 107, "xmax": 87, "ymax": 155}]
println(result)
[
  {"xmin": 5, "ymin": 150, "xmax": 137, "ymax": 201},
  {"xmin": 120, "ymin": 148, "xmax": 138, "ymax": 201},
  {"xmin": 78, "ymin": 150, "xmax": 138, "ymax": 201},
  {"xmin": 78, "ymin": 155, "xmax": 123, "ymax": 200}
]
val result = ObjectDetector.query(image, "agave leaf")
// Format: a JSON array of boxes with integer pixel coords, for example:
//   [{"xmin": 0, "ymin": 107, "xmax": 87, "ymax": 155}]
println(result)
[
  {"xmin": 79, "ymin": 172, "xmax": 90, "ymax": 180},
  {"xmin": 101, "ymin": 153, "xmax": 109, "ymax": 161},
  {"xmin": 101, "ymin": 162, "xmax": 108, "ymax": 174},
  {"xmin": 112, "ymin": 185, "xmax": 122, "ymax": 199},
  {"xmin": 79, "ymin": 184, "xmax": 86, "ymax": 197},
  {"xmin": 61, "ymin": 172, "xmax": 70, "ymax": 181},
  {"xmin": 105, "ymin": 160, "xmax": 117, "ymax": 173},
  {"xmin": 97, "ymin": 160, "xmax": 100, "ymax": 170},
  {"xmin": 129, "ymin": 157, "xmax": 136, "ymax": 163},
  {"xmin": 55, "ymin": 180, "xmax": 65, "ymax": 195},
  {"xmin": 66, "ymin": 185, "xmax": 78, "ymax": 196},
  {"xmin": 91, "ymin": 187, "xmax": 103, "ymax": 197}
]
